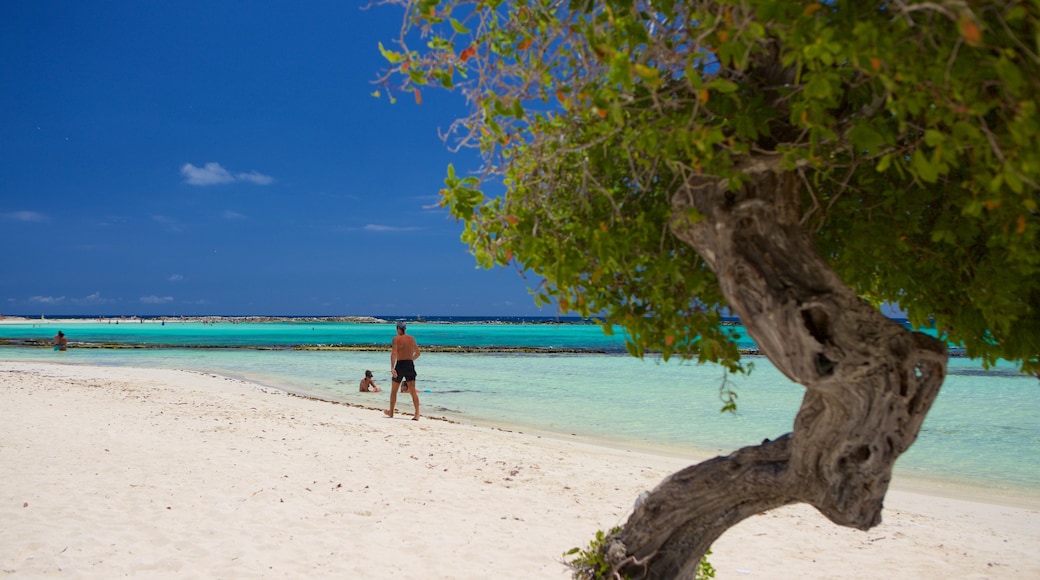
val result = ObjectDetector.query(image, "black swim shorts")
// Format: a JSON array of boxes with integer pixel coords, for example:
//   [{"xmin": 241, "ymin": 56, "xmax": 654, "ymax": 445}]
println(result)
[{"xmin": 393, "ymin": 359, "xmax": 417, "ymax": 383}]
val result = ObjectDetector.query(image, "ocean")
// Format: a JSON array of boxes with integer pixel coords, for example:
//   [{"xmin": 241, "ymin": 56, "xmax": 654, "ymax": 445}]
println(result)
[{"xmin": 2, "ymin": 316, "xmax": 1037, "ymax": 499}]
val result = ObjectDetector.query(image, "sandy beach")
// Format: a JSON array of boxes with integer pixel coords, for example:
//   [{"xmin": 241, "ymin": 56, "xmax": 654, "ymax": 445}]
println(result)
[{"xmin": 2, "ymin": 361, "xmax": 1037, "ymax": 579}]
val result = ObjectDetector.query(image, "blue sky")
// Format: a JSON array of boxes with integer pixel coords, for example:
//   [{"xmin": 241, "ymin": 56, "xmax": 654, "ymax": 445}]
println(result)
[{"xmin": 1, "ymin": 1, "xmax": 545, "ymax": 317}]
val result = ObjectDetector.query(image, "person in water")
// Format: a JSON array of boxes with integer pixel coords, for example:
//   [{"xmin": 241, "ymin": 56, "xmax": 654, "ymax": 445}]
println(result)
[
  {"xmin": 384, "ymin": 321, "xmax": 421, "ymax": 420},
  {"xmin": 53, "ymin": 331, "xmax": 68, "ymax": 351},
  {"xmin": 359, "ymin": 370, "xmax": 381, "ymax": 393}
]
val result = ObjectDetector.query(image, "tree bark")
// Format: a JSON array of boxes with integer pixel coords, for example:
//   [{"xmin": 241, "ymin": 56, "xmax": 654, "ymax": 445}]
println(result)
[{"xmin": 598, "ymin": 169, "xmax": 948, "ymax": 579}]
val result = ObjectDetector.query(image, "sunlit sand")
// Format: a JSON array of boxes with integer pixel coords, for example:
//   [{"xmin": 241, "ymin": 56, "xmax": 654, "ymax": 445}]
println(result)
[{"xmin": 2, "ymin": 361, "xmax": 1037, "ymax": 578}]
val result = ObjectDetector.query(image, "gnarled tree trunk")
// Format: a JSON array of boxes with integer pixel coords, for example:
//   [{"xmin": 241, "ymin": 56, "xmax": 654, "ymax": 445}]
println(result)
[{"xmin": 598, "ymin": 169, "xmax": 948, "ymax": 579}]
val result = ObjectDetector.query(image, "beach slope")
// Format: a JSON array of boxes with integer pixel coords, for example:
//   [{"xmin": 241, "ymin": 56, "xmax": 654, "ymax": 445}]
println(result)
[{"xmin": 1, "ymin": 361, "xmax": 1036, "ymax": 578}]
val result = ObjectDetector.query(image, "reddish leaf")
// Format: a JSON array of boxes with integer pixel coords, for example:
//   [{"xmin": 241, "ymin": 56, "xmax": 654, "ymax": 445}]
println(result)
[{"xmin": 959, "ymin": 16, "xmax": 982, "ymax": 46}]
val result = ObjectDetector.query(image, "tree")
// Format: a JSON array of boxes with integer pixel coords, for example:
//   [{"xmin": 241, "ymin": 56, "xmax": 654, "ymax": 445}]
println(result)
[{"xmin": 376, "ymin": 0, "xmax": 1040, "ymax": 577}]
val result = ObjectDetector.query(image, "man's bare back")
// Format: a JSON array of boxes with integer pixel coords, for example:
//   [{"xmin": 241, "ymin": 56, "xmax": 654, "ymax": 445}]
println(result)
[{"xmin": 392, "ymin": 333, "xmax": 420, "ymax": 362}]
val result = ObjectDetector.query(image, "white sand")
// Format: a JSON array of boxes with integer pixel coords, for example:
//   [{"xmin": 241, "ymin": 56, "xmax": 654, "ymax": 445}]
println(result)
[{"xmin": 1, "ymin": 361, "xmax": 1037, "ymax": 579}]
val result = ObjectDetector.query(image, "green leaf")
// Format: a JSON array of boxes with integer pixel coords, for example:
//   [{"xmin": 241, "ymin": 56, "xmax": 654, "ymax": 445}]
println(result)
[
  {"xmin": 923, "ymin": 130, "xmax": 944, "ymax": 148},
  {"xmin": 707, "ymin": 78, "xmax": 739, "ymax": 93},
  {"xmin": 951, "ymin": 121, "xmax": 981, "ymax": 141},
  {"xmin": 848, "ymin": 123, "xmax": 885, "ymax": 153},
  {"xmin": 378, "ymin": 42, "xmax": 404, "ymax": 64},
  {"xmin": 512, "ymin": 99, "xmax": 525, "ymax": 120},
  {"xmin": 633, "ymin": 63, "xmax": 661, "ymax": 88},
  {"xmin": 449, "ymin": 18, "xmax": 470, "ymax": 34},
  {"xmin": 875, "ymin": 153, "xmax": 892, "ymax": 172},
  {"xmin": 912, "ymin": 149, "xmax": 939, "ymax": 183},
  {"xmin": 1004, "ymin": 165, "xmax": 1025, "ymax": 194},
  {"xmin": 803, "ymin": 74, "xmax": 833, "ymax": 100}
]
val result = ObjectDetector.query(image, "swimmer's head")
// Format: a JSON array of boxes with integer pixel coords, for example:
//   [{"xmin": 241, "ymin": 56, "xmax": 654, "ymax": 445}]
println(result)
[{"xmin": 396, "ymin": 321, "xmax": 407, "ymax": 332}]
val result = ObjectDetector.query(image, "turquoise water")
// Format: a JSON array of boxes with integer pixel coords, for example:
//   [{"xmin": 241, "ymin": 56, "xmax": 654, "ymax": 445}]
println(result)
[
  {"xmin": 2, "ymin": 319, "xmax": 1037, "ymax": 496},
  {"xmin": 0, "ymin": 318, "xmax": 754, "ymax": 352}
]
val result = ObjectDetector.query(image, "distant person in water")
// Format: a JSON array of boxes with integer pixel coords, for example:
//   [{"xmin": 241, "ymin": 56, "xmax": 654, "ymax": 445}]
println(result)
[
  {"xmin": 52, "ymin": 331, "xmax": 68, "ymax": 351},
  {"xmin": 359, "ymin": 370, "xmax": 381, "ymax": 393},
  {"xmin": 384, "ymin": 321, "xmax": 421, "ymax": 420}
]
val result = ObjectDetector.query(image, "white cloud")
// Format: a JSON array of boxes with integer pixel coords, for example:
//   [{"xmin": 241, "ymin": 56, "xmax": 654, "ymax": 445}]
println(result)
[
  {"xmin": 221, "ymin": 210, "xmax": 247, "ymax": 220},
  {"xmin": 71, "ymin": 292, "xmax": 109, "ymax": 305},
  {"xmin": 3, "ymin": 210, "xmax": 49, "ymax": 222},
  {"xmin": 140, "ymin": 295, "xmax": 174, "ymax": 304},
  {"xmin": 363, "ymin": 224, "xmax": 421, "ymax": 232},
  {"xmin": 181, "ymin": 162, "xmax": 273, "ymax": 186},
  {"xmin": 236, "ymin": 171, "xmax": 273, "ymax": 185},
  {"xmin": 29, "ymin": 295, "xmax": 65, "ymax": 304},
  {"xmin": 168, "ymin": 274, "xmax": 184, "ymax": 282},
  {"xmin": 181, "ymin": 162, "xmax": 235, "ymax": 185}
]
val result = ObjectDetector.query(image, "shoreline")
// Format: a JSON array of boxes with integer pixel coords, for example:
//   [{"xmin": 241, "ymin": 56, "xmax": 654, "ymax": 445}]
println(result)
[
  {"xmin": 357, "ymin": 401, "xmax": 1040, "ymax": 510},
  {"xmin": 235, "ymin": 364, "xmax": 1040, "ymax": 509},
  {"xmin": 2, "ymin": 360, "xmax": 1037, "ymax": 578}
]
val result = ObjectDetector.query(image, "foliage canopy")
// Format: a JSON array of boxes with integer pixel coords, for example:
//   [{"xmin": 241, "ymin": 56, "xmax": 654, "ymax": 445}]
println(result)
[{"xmin": 377, "ymin": 0, "xmax": 1040, "ymax": 375}]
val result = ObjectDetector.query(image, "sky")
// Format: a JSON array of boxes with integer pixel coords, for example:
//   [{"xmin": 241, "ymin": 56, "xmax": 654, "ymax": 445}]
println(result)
[{"xmin": 0, "ymin": 1, "xmax": 547, "ymax": 317}]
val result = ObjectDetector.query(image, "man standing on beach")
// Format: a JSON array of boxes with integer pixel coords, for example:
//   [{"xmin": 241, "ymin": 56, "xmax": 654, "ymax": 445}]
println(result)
[{"xmin": 385, "ymin": 321, "xmax": 421, "ymax": 421}]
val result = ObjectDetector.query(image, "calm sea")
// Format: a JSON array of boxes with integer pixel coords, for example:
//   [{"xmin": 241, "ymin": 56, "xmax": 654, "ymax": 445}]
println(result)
[{"xmin": 2, "ymin": 317, "xmax": 1037, "ymax": 499}]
